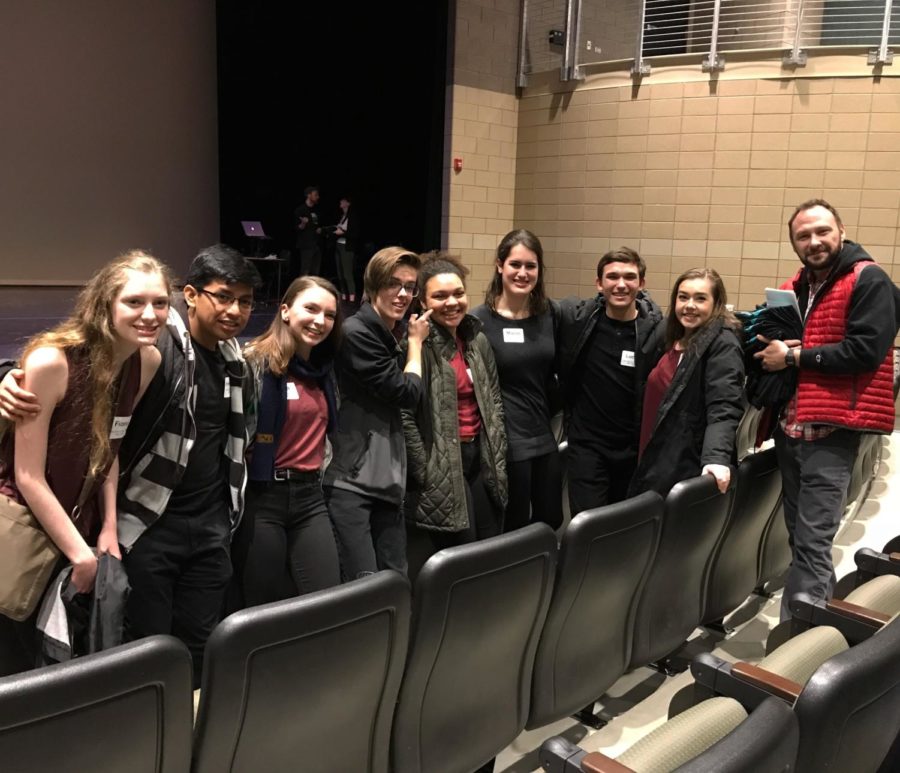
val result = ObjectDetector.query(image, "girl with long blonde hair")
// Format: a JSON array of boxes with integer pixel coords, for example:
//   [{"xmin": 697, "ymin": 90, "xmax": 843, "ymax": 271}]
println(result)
[{"xmin": 0, "ymin": 250, "xmax": 171, "ymax": 607}]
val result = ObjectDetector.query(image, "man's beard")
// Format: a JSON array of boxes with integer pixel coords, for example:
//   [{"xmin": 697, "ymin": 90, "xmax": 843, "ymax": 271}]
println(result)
[{"xmin": 800, "ymin": 242, "xmax": 841, "ymax": 273}]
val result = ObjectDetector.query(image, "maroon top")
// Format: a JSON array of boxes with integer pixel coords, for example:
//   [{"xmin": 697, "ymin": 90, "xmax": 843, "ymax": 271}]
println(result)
[
  {"xmin": 274, "ymin": 376, "xmax": 328, "ymax": 472},
  {"xmin": 0, "ymin": 347, "xmax": 142, "ymax": 545},
  {"xmin": 450, "ymin": 337, "xmax": 481, "ymax": 440},
  {"xmin": 639, "ymin": 348, "xmax": 681, "ymax": 458}
]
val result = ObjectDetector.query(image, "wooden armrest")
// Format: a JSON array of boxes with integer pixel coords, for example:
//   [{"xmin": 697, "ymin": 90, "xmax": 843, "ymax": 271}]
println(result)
[
  {"xmin": 582, "ymin": 751, "xmax": 635, "ymax": 773},
  {"xmin": 731, "ymin": 662, "xmax": 802, "ymax": 703},
  {"xmin": 889, "ymin": 552, "xmax": 900, "ymax": 564},
  {"xmin": 826, "ymin": 598, "xmax": 891, "ymax": 626}
]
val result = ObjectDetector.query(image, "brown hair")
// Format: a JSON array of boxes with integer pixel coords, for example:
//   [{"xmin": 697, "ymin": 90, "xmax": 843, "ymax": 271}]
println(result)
[
  {"xmin": 484, "ymin": 229, "xmax": 548, "ymax": 316},
  {"xmin": 363, "ymin": 246, "xmax": 421, "ymax": 299},
  {"xmin": 22, "ymin": 250, "xmax": 173, "ymax": 476},
  {"xmin": 596, "ymin": 246, "xmax": 646, "ymax": 281},
  {"xmin": 664, "ymin": 267, "xmax": 738, "ymax": 350},
  {"xmin": 787, "ymin": 198, "xmax": 843, "ymax": 242},
  {"xmin": 244, "ymin": 276, "xmax": 342, "ymax": 375}
]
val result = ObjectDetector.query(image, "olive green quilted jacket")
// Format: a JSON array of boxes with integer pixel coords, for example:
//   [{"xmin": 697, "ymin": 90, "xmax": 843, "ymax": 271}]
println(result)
[{"xmin": 402, "ymin": 315, "xmax": 508, "ymax": 532}]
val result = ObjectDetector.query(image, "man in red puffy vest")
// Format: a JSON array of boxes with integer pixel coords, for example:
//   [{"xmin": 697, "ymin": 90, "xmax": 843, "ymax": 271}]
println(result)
[{"xmin": 755, "ymin": 199, "xmax": 898, "ymax": 621}]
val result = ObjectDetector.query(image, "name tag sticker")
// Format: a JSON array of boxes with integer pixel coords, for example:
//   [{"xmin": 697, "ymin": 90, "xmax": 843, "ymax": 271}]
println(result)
[
  {"xmin": 466, "ymin": 368, "xmax": 473, "ymax": 383},
  {"xmin": 109, "ymin": 416, "xmax": 131, "ymax": 440},
  {"xmin": 286, "ymin": 382, "xmax": 300, "ymax": 400},
  {"xmin": 620, "ymin": 350, "xmax": 636, "ymax": 368},
  {"xmin": 502, "ymin": 328, "xmax": 525, "ymax": 343},
  {"xmin": 223, "ymin": 380, "xmax": 231, "ymax": 399}
]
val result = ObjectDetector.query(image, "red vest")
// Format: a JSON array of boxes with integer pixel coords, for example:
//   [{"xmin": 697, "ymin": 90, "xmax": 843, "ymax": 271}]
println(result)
[{"xmin": 782, "ymin": 262, "xmax": 895, "ymax": 433}]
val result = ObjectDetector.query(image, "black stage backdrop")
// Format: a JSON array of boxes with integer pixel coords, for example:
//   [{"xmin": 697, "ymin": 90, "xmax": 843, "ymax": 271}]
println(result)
[{"xmin": 216, "ymin": 1, "xmax": 450, "ymax": 269}]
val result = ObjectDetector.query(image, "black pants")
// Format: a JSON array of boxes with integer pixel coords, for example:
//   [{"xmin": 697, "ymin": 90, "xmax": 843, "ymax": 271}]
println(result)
[
  {"xmin": 243, "ymin": 476, "xmax": 341, "ymax": 605},
  {"xmin": 325, "ymin": 486, "xmax": 408, "ymax": 579},
  {"xmin": 430, "ymin": 437, "xmax": 502, "ymax": 549},
  {"xmin": 124, "ymin": 508, "xmax": 232, "ymax": 688},
  {"xmin": 504, "ymin": 449, "xmax": 564, "ymax": 533},
  {"xmin": 566, "ymin": 441, "xmax": 636, "ymax": 518}
]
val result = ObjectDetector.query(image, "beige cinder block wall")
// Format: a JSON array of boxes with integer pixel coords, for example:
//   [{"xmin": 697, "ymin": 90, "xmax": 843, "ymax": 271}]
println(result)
[
  {"xmin": 515, "ymin": 59, "xmax": 900, "ymax": 311},
  {"xmin": 443, "ymin": 0, "xmax": 521, "ymax": 290}
]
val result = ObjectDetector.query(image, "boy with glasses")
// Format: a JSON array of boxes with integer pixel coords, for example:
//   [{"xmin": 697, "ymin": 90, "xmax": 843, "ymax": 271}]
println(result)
[
  {"xmin": 323, "ymin": 247, "xmax": 431, "ymax": 577},
  {"xmin": 120, "ymin": 245, "xmax": 260, "ymax": 683}
]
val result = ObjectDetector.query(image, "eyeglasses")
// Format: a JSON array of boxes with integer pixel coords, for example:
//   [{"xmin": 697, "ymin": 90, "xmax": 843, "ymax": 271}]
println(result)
[
  {"xmin": 386, "ymin": 279, "xmax": 419, "ymax": 297},
  {"xmin": 198, "ymin": 288, "xmax": 255, "ymax": 312}
]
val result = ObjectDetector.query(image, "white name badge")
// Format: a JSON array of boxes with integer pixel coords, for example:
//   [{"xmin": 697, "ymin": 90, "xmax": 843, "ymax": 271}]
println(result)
[
  {"xmin": 503, "ymin": 328, "xmax": 525, "ymax": 344},
  {"xmin": 620, "ymin": 350, "xmax": 636, "ymax": 368},
  {"xmin": 466, "ymin": 368, "xmax": 474, "ymax": 383},
  {"xmin": 109, "ymin": 416, "xmax": 131, "ymax": 441},
  {"xmin": 223, "ymin": 380, "xmax": 231, "ymax": 399},
  {"xmin": 286, "ymin": 381, "xmax": 300, "ymax": 400}
]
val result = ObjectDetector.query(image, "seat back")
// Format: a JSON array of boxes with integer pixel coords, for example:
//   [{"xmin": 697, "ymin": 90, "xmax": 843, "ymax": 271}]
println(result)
[
  {"xmin": 756, "ymin": 500, "xmax": 792, "ymax": 592},
  {"xmin": 704, "ymin": 449, "xmax": 782, "ymax": 624},
  {"xmin": 0, "ymin": 635, "xmax": 192, "ymax": 773},
  {"xmin": 630, "ymin": 475, "xmax": 734, "ymax": 669},
  {"xmin": 794, "ymin": 614, "xmax": 900, "ymax": 772},
  {"xmin": 192, "ymin": 571, "xmax": 411, "ymax": 773},
  {"xmin": 527, "ymin": 492, "xmax": 664, "ymax": 729},
  {"xmin": 392, "ymin": 523, "xmax": 557, "ymax": 773},
  {"xmin": 734, "ymin": 403, "xmax": 763, "ymax": 461}
]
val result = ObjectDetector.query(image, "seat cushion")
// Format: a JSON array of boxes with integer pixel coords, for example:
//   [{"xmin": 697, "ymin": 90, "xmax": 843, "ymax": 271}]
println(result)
[
  {"xmin": 617, "ymin": 697, "xmax": 747, "ymax": 773},
  {"xmin": 845, "ymin": 574, "xmax": 900, "ymax": 616},
  {"xmin": 758, "ymin": 625, "xmax": 848, "ymax": 686}
]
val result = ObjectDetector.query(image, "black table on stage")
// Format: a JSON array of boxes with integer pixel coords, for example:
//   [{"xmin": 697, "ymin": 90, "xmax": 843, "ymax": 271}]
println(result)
[{"xmin": 247, "ymin": 256, "xmax": 286, "ymax": 304}]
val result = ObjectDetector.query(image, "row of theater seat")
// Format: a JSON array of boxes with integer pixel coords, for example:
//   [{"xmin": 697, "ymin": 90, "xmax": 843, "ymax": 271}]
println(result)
[
  {"xmin": 0, "ymin": 437, "xmax": 841, "ymax": 773},
  {"xmin": 542, "ymin": 499, "xmax": 900, "ymax": 772}
]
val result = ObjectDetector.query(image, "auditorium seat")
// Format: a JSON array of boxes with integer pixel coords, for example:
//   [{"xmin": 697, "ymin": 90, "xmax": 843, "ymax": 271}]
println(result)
[
  {"xmin": 703, "ymin": 448, "xmax": 783, "ymax": 626},
  {"xmin": 391, "ymin": 522, "xmax": 557, "ymax": 773},
  {"xmin": 538, "ymin": 696, "xmax": 798, "ymax": 773},
  {"xmin": 689, "ymin": 613, "xmax": 900, "ymax": 772},
  {"xmin": 192, "ymin": 571, "xmax": 410, "ymax": 773},
  {"xmin": 629, "ymin": 476, "xmax": 734, "ymax": 671},
  {"xmin": 0, "ymin": 635, "xmax": 192, "ymax": 773},
  {"xmin": 527, "ymin": 491, "xmax": 664, "ymax": 730},
  {"xmin": 755, "ymin": 499, "xmax": 792, "ymax": 595},
  {"xmin": 788, "ymin": 573, "xmax": 900, "ymax": 645},
  {"xmin": 846, "ymin": 433, "xmax": 880, "ymax": 509}
]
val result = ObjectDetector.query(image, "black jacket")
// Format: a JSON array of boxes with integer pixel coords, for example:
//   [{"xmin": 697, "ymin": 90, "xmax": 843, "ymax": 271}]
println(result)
[
  {"xmin": 322, "ymin": 302, "xmax": 423, "ymax": 506},
  {"xmin": 556, "ymin": 290, "xmax": 663, "ymax": 435},
  {"xmin": 629, "ymin": 318, "xmax": 745, "ymax": 497}
]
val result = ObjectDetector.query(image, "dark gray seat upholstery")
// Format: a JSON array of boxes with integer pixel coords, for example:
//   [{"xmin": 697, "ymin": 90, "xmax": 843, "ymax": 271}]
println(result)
[
  {"xmin": 539, "ymin": 696, "xmax": 798, "ymax": 773},
  {"xmin": 0, "ymin": 635, "xmax": 192, "ymax": 773},
  {"xmin": 392, "ymin": 522, "xmax": 558, "ymax": 773},
  {"xmin": 630, "ymin": 475, "xmax": 734, "ymax": 669},
  {"xmin": 192, "ymin": 571, "xmax": 411, "ymax": 773},
  {"xmin": 756, "ymin": 499, "xmax": 792, "ymax": 593},
  {"xmin": 527, "ymin": 491, "xmax": 664, "ymax": 729},
  {"xmin": 704, "ymin": 448, "xmax": 782, "ymax": 624}
]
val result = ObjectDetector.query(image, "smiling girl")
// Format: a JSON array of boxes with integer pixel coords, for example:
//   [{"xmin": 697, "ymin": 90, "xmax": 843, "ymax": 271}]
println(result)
[
  {"xmin": 630, "ymin": 268, "xmax": 744, "ymax": 497},
  {"xmin": 472, "ymin": 229, "xmax": 562, "ymax": 532},
  {"xmin": 403, "ymin": 252, "xmax": 507, "ymax": 552},
  {"xmin": 242, "ymin": 277, "xmax": 343, "ymax": 603},
  {"xmin": 0, "ymin": 251, "xmax": 170, "ymax": 667}
]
